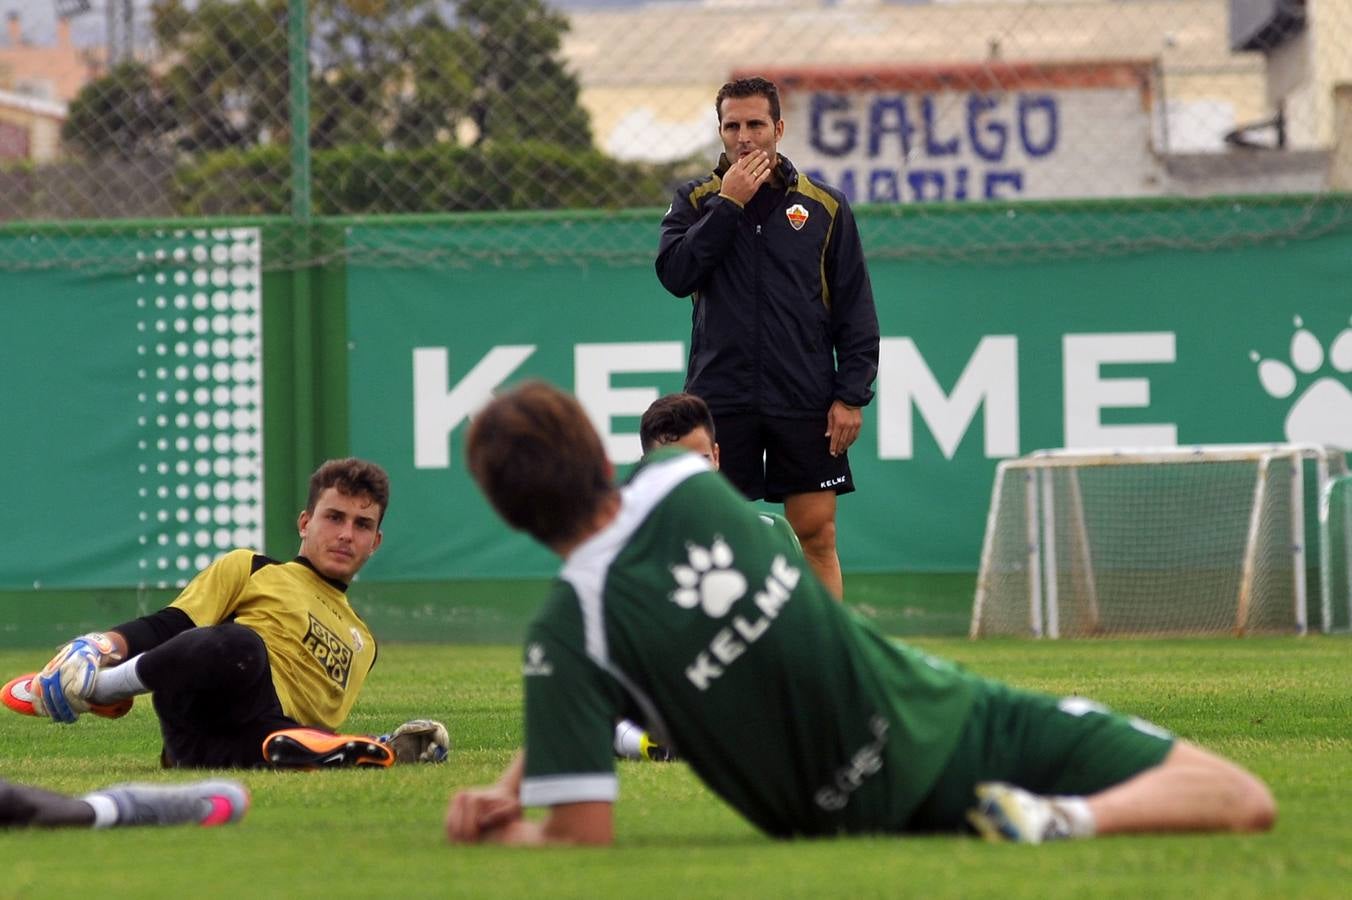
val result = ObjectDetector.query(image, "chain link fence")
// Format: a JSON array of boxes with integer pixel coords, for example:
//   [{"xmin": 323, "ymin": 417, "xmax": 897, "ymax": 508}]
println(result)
[{"xmin": 0, "ymin": 0, "xmax": 1349, "ymax": 271}]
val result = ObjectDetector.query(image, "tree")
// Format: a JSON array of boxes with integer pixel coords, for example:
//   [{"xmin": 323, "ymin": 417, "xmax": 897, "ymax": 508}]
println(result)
[
  {"xmin": 458, "ymin": 0, "xmax": 593, "ymax": 150},
  {"xmin": 307, "ymin": 0, "xmax": 480, "ymax": 150},
  {"xmin": 151, "ymin": 0, "xmax": 291, "ymax": 152},
  {"xmin": 62, "ymin": 61, "xmax": 176, "ymax": 159},
  {"xmin": 63, "ymin": 0, "xmax": 592, "ymax": 158}
]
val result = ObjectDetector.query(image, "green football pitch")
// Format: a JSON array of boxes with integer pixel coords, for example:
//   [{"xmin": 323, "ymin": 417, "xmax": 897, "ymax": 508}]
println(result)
[{"xmin": 2, "ymin": 637, "xmax": 1349, "ymax": 899}]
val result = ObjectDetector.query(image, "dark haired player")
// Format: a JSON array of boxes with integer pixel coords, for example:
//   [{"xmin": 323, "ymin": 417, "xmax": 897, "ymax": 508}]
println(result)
[
  {"xmin": 614, "ymin": 392, "xmax": 799, "ymax": 762},
  {"xmin": 5, "ymin": 458, "xmax": 448, "ymax": 769},
  {"xmin": 447, "ymin": 382, "xmax": 1274, "ymax": 845}
]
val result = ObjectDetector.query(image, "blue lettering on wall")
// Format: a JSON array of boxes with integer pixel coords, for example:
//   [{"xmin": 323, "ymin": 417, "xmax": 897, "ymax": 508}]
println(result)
[
  {"xmin": 871, "ymin": 170, "xmax": 902, "ymax": 203},
  {"xmin": 1018, "ymin": 95, "xmax": 1058, "ymax": 158},
  {"xmin": 807, "ymin": 90, "xmax": 1061, "ymax": 163},
  {"xmin": 809, "ymin": 93, "xmax": 856, "ymax": 157},
  {"xmin": 905, "ymin": 170, "xmax": 942, "ymax": 202},
  {"xmin": 802, "ymin": 90, "xmax": 1062, "ymax": 203},
  {"xmin": 953, "ymin": 166, "xmax": 970, "ymax": 201},
  {"xmin": 869, "ymin": 97, "xmax": 915, "ymax": 158},
  {"xmin": 922, "ymin": 96, "xmax": 959, "ymax": 157},
  {"xmin": 832, "ymin": 168, "xmax": 858, "ymax": 201},
  {"xmin": 806, "ymin": 168, "xmax": 1028, "ymax": 203},
  {"xmin": 984, "ymin": 171, "xmax": 1024, "ymax": 200},
  {"xmin": 967, "ymin": 94, "xmax": 1007, "ymax": 162}
]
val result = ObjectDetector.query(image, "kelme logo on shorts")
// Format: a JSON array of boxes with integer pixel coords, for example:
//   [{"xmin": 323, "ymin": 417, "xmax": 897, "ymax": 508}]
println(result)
[
  {"xmin": 669, "ymin": 537, "xmax": 746, "ymax": 618},
  {"xmin": 785, "ymin": 203, "xmax": 809, "ymax": 231},
  {"xmin": 302, "ymin": 613, "xmax": 354, "ymax": 688}
]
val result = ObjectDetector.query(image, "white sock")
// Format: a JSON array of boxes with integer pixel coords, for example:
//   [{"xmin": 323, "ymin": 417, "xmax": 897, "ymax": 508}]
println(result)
[
  {"xmin": 82, "ymin": 793, "xmax": 119, "ymax": 829},
  {"xmin": 613, "ymin": 719, "xmax": 646, "ymax": 759},
  {"xmin": 89, "ymin": 656, "xmax": 147, "ymax": 704},
  {"xmin": 1050, "ymin": 796, "xmax": 1096, "ymax": 838}
]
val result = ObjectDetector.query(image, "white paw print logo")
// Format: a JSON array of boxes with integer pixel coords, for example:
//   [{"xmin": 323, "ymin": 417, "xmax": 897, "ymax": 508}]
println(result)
[
  {"xmin": 669, "ymin": 537, "xmax": 746, "ymax": 618},
  {"xmin": 1251, "ymin": 315, "xmax": 1352, "ymax": 446}
]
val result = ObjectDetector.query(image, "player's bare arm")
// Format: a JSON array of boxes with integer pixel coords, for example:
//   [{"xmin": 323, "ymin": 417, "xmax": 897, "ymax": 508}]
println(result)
[
  {"xmin": 446, "ymin": 784, "xmax": 523, "ymax": 843},
  {"xmin": 445, "ymin": 751, "xmax": 614, "ymax": 846},
  {"xmin": 825, "ymin": 399, "xmax": 863, "ymax": 457},
  {"xmin": 447, "ymin": 750, "xmax": 525, "ymax": 842}
]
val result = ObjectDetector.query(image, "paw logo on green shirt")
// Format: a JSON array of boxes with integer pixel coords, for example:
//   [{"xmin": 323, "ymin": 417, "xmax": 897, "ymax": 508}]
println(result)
[{"xmin": 670, "ymin": 537, "xmax": 746, "ymax": 618}]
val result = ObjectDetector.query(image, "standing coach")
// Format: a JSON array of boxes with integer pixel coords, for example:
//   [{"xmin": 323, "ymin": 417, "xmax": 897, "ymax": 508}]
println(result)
[{"xmin": 656, "ymin": 75, "xmax": 880, "ymax": 599}]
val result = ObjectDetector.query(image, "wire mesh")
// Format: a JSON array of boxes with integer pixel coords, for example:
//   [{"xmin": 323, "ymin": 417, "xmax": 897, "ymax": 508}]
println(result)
[{"xmin": 1, "ymin": 0, "xmax": 1350, "ymax": 271}]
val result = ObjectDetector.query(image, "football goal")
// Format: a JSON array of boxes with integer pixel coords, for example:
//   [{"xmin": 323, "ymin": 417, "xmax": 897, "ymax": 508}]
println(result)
[{"xmin": 970, "ymin": 444, "xmax": 1351, "ymax": 638}]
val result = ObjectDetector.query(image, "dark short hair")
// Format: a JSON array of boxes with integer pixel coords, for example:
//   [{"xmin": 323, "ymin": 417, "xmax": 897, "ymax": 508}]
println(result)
[
  {"xmin": 307, "ymin": 458, "xmax": 390, "ymax": 526},
  {"xmin": 640, "ymin": 392, "xmax": 716, "ymax": 454},
  {"xmin": 716, "ymin": 76, "xmax": 781, "ymax": 123},
  {"xmin": 466, "ymin": 381, "xmax": 613, "ymax": 547}
]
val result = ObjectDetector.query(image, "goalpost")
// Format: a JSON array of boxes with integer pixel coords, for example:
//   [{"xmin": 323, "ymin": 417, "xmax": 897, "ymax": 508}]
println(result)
[
  {"xmin": 970, "ymin": 444, "xmax": 1351, "ymax": 638},
  {"xmin": 1323, "ymin": 472, "xmax": 1352, "ymax": 633}
]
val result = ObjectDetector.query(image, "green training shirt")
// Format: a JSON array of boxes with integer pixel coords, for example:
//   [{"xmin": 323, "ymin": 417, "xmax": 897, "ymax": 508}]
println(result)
[
  {"xmin": 518, "ymin": 451, "xmax": 978, "ymax": 837},
  {"xmin": 755, "ymin": 509, "xmax": 802, "ymax": 557}
]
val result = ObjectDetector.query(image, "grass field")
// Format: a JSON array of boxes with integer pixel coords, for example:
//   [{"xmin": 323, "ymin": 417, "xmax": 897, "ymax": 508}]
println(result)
[{"xmin": 2, "ymin": 637, "xmax": 1349, "ymax": 899}]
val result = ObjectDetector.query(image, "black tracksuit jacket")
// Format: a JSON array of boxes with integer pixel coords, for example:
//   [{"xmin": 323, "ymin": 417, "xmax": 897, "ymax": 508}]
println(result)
[{"xmin": 656, "ymin": 154, "xmax": 880, "ymax": 419}]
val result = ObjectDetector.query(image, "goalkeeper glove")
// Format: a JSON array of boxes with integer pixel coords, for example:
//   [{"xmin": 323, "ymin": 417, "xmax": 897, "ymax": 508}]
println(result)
[
  {"xmin": 32, "ymin": 633, "xmax": 121, "ymax": 724},
  {"xmin": 377, "ymin": 718, "xmax": 451, "ymax": 764}
]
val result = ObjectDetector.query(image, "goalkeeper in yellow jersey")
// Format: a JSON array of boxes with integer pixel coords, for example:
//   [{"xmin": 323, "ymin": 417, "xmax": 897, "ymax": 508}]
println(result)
[{"xmin": 3, "ymin": 458, "xmax": 448, "ymax": 769}]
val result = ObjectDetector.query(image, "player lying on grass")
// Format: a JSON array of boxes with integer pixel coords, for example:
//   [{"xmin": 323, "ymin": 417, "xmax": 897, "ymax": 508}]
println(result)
[
  {"xmin": 3, "ymin": 459, "xmax": 448, "ymax": 770},
  {"xmin": 446, "ymin": 381, "xmax": 1275, "ymax": 845},
  {"xmin": 0, "ymin": 778, "xmax": 247, "ymax": 829},
  {"xmin": 613, "ymin": 392, "xmax": 799, "ymax": 762}
]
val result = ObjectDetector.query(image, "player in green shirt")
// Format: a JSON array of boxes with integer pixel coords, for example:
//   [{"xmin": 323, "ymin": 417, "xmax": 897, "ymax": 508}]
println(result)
[
  {"xmin": 447, "ymin": 381, "xmax": 1275, "ymax": 845},
  {"xmin": 614, "ymin": 392, "xmax": 799, "ymax": 762}
]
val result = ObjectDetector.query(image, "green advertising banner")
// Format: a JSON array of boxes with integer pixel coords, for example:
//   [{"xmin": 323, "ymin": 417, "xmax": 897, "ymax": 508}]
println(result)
[
  {"xmin": 4, "ymin": 257, "xmax": 145, "ymax": 589},
  {"xmin": 345, "ymin": 210, "xmax": 1352, "ymax": 582},
  {"xmin": 6, "ymin": 207, "xmax": 1348, "ymax": 593},
  {"xmin": 0, "ymin": 230, "xmax": 265, "ymax": 590}
]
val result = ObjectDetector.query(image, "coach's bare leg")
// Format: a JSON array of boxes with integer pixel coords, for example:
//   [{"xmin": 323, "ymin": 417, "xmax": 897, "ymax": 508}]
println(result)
[
  {"xmin": 1087, "ymin": 741, "xmax": 1275, "ymax": 834},
  {"xmin": 785, "ymin": 491, "xmax": 842, "ymax": 600}
]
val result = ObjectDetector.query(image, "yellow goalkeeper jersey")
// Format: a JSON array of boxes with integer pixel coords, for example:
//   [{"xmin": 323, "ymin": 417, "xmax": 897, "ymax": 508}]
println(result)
[{"xmin": 169, "ymin": 549, "xmax": 377, "ymax": 731}]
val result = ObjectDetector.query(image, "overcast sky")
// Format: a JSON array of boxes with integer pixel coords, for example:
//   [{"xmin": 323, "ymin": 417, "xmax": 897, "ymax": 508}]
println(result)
[{"xmin": 1, "ymin": 0, "xmax": 125, "ymax": 47}]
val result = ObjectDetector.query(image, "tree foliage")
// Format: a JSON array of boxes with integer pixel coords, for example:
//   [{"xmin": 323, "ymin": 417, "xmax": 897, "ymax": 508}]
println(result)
[
  {"xmin": 62, "ymin": 61, "xmax": 177, "ymax": 159},
  {"xmin": 173, "ymin": 141, "xmax": 673, "ymax": 215},
  {"xmin": 63, "ymin": 0, "xmax": 593, "ymax": 162}
]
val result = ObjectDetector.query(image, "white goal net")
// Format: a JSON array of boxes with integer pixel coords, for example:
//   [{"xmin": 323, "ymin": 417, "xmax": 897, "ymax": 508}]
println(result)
[{"xmin": 971, "ymin": 445, "xmax": 1351, "ymax": 638}]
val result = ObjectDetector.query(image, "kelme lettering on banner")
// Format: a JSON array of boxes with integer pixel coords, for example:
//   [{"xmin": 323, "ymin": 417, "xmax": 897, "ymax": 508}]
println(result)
[{"xmin": 412, "ymin": 333, "xmax": 1181, "ymax": 469}]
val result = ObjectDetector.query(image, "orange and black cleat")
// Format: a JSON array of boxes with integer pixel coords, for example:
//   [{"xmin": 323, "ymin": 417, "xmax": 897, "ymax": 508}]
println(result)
[{"xmin": 262, "ymin": 727, "xmax": 395, "ymax": 769}]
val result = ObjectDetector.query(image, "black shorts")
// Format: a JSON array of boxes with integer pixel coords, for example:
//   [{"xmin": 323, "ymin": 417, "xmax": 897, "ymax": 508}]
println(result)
[
  {"xmin": 713, "ymin": 412, "xmax": 854, "ymax": 503},
  {"xmin": 141, "ymin": 623, "xmax": 298, "ymax": 768}
]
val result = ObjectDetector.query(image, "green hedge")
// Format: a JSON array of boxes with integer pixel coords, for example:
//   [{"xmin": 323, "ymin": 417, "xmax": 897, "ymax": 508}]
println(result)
[{"xmin": 174, "ymin": 141, "xmax": 680, "ymax": 215}]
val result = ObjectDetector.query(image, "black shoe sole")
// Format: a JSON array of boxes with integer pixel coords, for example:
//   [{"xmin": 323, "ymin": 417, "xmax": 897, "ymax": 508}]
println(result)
[{"xmin": 264, "ymin": 733, "xmax": 394, "ymax": 769}]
